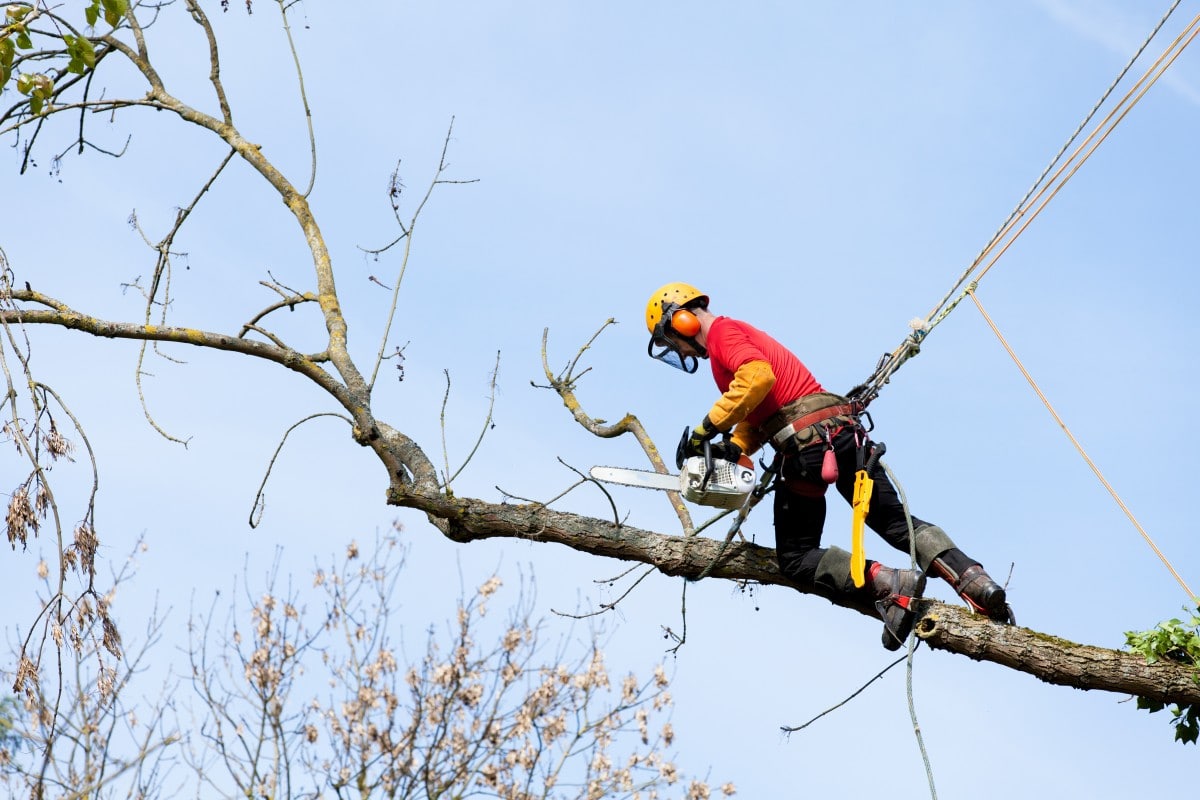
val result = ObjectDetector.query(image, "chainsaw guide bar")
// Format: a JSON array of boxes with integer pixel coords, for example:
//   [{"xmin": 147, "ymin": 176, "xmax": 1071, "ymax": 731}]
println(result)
[
  {"xmin": 588, "ymin": 466, "xmax": 681, "ymax": 492},
  {"xmin": 588, "ymin": 456, "xmax": 756, "ymax": 510}
]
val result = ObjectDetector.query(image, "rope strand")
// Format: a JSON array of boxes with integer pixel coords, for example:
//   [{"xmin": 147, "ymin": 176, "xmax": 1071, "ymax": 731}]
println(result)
[
  {"xmin": 969, "ymin": 289, "xmax": 1195, "ymax": 601},
  {"xmin": 852, "ymin": 3, "xmax": 1197, "ymax": 403},
  {"xmin": 883, "ymin": 460, "xmax": 938, "ymax": 800},
  {"xmin": 924, "ymin": 0, "xmax": 1185, "ymax": 327}
]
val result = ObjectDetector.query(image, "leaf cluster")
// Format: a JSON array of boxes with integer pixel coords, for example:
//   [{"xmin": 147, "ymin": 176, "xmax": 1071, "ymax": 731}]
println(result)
[
  {"xmin": 1125, "ymin": 605, "xmax": 1200, "ymax": 744},
  {"xmin": 1, "ymin": 0, "xmax": 124, "ymax": 114},
  {"xmin": 0, "ymin": 4, "xmax": 32, "ymax": 88},
  {"xmin": 85, "ymin": 0, "xmax": 126, "ymax": 29}
]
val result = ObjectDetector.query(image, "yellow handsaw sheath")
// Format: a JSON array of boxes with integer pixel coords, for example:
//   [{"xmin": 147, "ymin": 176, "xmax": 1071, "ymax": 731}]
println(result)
[{"xmin": 850, "ymin": 469, "xmax": 873, "ymax": 587}]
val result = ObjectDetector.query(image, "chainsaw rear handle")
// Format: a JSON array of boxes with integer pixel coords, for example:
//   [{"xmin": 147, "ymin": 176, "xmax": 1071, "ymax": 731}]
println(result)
[
  {"xmin": 700, "ymin": 438, "xmax": 714, "ymax": 492},
  {"xmin": 678, "ymin": 426, "xmax": 720, "ymax": 491},
  {"xmin": 863, "ymin": 441, "xmax": 886, "ymax": 477},
  {"xmin": 675, "ymin": 427, "xmax": 690, "ymax": 470}
]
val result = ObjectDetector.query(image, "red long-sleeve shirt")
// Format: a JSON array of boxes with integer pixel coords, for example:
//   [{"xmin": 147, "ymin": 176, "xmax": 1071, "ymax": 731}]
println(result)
[{"xmin": 705, "ymin": 316, "xmax": 824, "ymax": 451}]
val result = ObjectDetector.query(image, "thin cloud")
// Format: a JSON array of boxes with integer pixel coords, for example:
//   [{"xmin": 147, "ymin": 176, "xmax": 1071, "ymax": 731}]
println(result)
[{"xmin": 1035, "ymin": 0, "xmax": 1200, "ymax": 105}]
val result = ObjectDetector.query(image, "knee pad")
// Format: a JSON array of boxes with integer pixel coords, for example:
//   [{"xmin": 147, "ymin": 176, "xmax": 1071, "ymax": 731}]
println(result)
[{"xmin": 912, "ymin": 524, "xmax": 955, "ymax": 571}]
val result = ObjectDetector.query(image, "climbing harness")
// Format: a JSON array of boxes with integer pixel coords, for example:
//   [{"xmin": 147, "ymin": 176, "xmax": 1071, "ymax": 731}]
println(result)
[{"xmin": 765, "ymin": 394, "xmax": 868, "ymax": 451}]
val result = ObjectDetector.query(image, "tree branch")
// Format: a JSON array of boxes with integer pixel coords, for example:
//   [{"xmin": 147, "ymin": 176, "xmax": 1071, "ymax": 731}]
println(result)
[{"xmin": 388, "ymin": 485, "xmax": 1200, "ymax": 708}]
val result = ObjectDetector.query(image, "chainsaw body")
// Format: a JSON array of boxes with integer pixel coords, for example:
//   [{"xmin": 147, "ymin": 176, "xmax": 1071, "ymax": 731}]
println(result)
[{"xmin": 678, "ymin": 454, "xmax": 756, "ymax": 509}]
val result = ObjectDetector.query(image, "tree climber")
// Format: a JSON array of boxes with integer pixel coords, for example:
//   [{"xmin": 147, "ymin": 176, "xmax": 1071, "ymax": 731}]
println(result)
[{"xmin": 645, "ymin": 282, "xmax": 1014, "ymax": 649}]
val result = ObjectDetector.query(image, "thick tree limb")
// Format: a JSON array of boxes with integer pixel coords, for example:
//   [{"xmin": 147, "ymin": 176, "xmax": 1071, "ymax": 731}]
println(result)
[
  {"xmin": 0, "ymin": 303, "xmax": 434, "ymax": 493},
  {"xmin": 913, "ymin": 608, "xmax": 1200, "ymax": 706},
  {"xmin": 388, "ymin": 484, "xmax": 1200, "ymax": 708}
]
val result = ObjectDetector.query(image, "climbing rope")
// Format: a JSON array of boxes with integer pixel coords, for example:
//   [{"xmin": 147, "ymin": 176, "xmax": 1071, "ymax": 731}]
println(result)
[
  {"xmin": 849, "ymin": 2, "xmax": 1195, "ymax": 406},
  {"xmin": 924, "ymin": 0, "xmax": 1185, "ymax": 330},
  {"xmin": 969, "ymin": 290, "xmax": 1195, "ymax": 601},
  {"xmin": 884, "ymin": 460, "xmax": 938, "ymax": 800},
  {"xmin": 846, "ymin": 5, "xmax": 1200, "ymax": 601}
]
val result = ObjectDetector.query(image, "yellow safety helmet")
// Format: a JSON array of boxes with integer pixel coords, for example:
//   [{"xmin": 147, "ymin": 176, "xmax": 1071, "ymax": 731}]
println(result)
[
  {"xmin": 645, "ymin": 282, "xmax": 709, "ymax": 373},
  {"xmin": 644, "ymin": 282, "xmax": 708, "ymax": 334}
]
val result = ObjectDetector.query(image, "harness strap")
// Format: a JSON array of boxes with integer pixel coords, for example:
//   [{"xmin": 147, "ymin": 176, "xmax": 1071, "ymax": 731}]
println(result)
[{"xmin": 767, "ymin": 400, "xmax": 864, "ymax": 450}]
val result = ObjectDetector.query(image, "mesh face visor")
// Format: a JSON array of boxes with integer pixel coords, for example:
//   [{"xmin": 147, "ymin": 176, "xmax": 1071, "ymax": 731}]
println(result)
[
  {"xmin": 646, "ymin": 300, "xmax": 703, "ymax": 373},
  {"xmin": 647, "ymin": 334, "xmax": 699, "ymax": 373}
]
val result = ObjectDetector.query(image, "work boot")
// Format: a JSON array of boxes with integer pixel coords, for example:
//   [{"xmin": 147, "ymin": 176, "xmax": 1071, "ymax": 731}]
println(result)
[
  {"xmin": 870, "ymin": 564, "xmax": 926, "ymax": 651},
  {"xmin": 931, "ymin": 559, "xmax": 1015, "ymax": 624}
]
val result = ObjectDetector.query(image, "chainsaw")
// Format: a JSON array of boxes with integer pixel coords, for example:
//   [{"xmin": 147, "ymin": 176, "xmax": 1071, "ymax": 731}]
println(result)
[{"xmin": 589, "ymin": 429, "xmax": 757, "ymax": 509}]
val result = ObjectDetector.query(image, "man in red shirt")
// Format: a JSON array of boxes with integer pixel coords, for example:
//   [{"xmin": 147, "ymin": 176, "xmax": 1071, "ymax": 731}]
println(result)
[{"xmin": 646, "ymin": 282, "xmax": 1013, "ymax": 649}]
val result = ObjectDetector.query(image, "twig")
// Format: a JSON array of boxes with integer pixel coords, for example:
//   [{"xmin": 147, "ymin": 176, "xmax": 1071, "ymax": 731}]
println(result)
[
  {"xmin": 441, "ymin": 351, "xmax": 501, "ymax": 490},
  {"xmin": 781, "ymin": 654, "xmax": 908, "ymax": 734},
  {"xmin": 273, "ymin": 0, "xmax": 317, "ymax": 197},
  {"xmin": 249, "ymin": 412, "xmax": 353, "ymax": 527},
  {"xmin": 132, "ymin": 147, "xmax": 238, "ymax": 445},
  {"xmin": 365, "ymin": 118, "xmax": 480, "ymax": 391},
  {"xmin": 663, "ymin": 580, "xmax": 689, "ymax": 654},
  {"xmin": 552, "ymin": 565, "xmax": 656, "ymax": 620}
]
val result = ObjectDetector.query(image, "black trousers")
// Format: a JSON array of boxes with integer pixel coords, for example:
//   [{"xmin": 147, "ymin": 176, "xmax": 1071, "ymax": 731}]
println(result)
[{"xmin": 774, "ymin": 426, "xmax": 930, "ymax": 588}]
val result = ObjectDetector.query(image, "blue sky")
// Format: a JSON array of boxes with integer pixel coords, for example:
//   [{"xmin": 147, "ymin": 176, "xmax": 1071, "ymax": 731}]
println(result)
[{"xmin": 3, "ymin": 1, "xmax": 1199, "ymax": 796}]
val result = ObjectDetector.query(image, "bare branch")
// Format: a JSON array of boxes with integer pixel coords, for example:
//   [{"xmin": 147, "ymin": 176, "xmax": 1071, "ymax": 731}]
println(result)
[
  {"xmin": 249, "ymin": 412, "xmax": 353, "ymax": 528},
  {"xmin": 366, "ymin": 119, "xmax": 480, "ymax": 392},
  {"xmin": 272, "ymin": 0, "xmax": 317, "ymax": 197},
  {"xmin": 440, "ymin": 351, "xmax": 501, "ymax": 491},
  {"xmin": 539, "ymin": 323, "xmax": 695, "ymax": 535}
]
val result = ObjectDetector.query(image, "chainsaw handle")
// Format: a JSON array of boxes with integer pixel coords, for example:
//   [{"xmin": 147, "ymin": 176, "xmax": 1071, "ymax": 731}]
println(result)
[
  {"xmin": 675, "ymin": 428, "xmax": 690, "ymax": 470},
  {"xmin": 864, "ymin": 441, "xmax": 887, "ymax": 477},
  {"xmin": 700, "ymin": 438, "xmax": 715, "ymax": 491}
]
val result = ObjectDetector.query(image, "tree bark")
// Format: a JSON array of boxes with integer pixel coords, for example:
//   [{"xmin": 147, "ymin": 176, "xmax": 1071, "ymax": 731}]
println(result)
[{"xmin": 390, "ymin": 484, "xmax": 1200, "ymax": 708}]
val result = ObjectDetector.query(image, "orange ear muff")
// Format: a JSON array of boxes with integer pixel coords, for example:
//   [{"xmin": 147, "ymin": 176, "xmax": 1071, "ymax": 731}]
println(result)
[{"xmin": 671, "ymin": 308, "xmax": 701, "ymax": 337}]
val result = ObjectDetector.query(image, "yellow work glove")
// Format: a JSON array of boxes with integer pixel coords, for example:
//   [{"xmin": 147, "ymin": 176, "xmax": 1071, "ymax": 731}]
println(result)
[{"xmin": 685, "ymin": 415, "xmax": 719, "ymax": 457}]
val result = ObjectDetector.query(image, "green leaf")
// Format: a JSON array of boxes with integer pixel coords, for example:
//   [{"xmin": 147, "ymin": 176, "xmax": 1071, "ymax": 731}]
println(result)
[
  {"xmin": 64, "ymin": 35, "xmax": 86, "ymax": 75},
  {"xmin": 101, "ymin": 0, "xmax": 127, "ymax": 28},
  {"xmin": 79, "ymin": 35, "xmax": 97, "ymax": 69},
  {"xmin": 0, "ymin": 38, "xmax": 14, "ymax": 68},
  {"xmin": 85, "ymin": 1, "xmax": 101, "ymax": 28},
  {"xmin": 15, "ymin": 29, "xmax": 32, "ymax": 50},
  {"xmin": 1136, "ymin": 697, "xmax": 1165, "ymax": 714},
  {"xmin": 16, "ymin": 72, "xmax": 32, "ymax": 95},
  {"xmin": 1127, "ymin": 608, "xmax": 1200, "ymax": 745},
  {"xmin": 30, "ymin": 93, "xmax": 42, "ymax": 115},
  {"xmin": 1175, "ymin": 710, "xmax": 1198, "ymax": 745}
]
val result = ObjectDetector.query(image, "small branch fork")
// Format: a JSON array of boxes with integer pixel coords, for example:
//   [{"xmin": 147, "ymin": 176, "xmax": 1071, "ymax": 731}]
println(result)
[
  {"xmin": 536, "ymin": 321, "xmax": 694, "ymax": 534},
  {"xmin": 536, "ymin": 321, "xmax": 721, "ymax": 635}
]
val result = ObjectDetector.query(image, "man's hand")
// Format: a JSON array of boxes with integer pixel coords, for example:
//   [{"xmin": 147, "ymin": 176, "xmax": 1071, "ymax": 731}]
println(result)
[
  {"xmin": 709, "ymin": 439, "xmax": 742, "ymax": 463},
  {"xmin": 685, "ymin": 415, "xmax": 719, "ymax": 457}
]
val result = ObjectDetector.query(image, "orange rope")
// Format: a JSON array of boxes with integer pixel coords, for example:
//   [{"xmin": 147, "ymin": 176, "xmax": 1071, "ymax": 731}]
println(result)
[{"xmin": 969, "ymin": 289, "xmax": 1195, "ymax": 601}]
